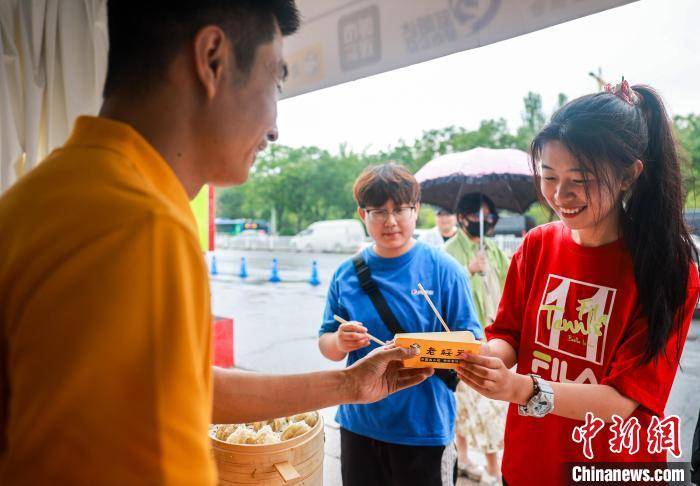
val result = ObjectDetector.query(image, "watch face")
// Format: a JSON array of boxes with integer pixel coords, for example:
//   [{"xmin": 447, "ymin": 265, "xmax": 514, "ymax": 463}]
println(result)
[
  {"xmin": 533, "ymin": 401, "xmax": 547, "ymax": 416},
  {"xmin": 533, "ymin": 397, "xmax": 552, "ymax": 417}
]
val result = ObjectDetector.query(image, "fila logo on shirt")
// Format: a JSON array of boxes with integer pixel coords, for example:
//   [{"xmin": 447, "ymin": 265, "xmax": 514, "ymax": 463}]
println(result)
[
  {"xmin": 529, "ymin": 274, "xmax": 617, "ymax": 385},
  {"xmin": 530, "ymin": 350, "xmax": 598, "ymax": 384}
]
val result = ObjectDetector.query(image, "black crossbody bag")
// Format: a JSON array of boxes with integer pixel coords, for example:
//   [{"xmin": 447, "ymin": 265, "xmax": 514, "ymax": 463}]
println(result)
[{"xmin": 352, "ymin": 253, "xmax": 460, "ymax": 392}]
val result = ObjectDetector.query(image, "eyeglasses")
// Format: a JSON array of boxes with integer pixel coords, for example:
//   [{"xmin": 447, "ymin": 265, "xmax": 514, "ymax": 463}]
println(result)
[{"xmin": 364, "ymin": 206, "xmax": 416, "ymax": 223}]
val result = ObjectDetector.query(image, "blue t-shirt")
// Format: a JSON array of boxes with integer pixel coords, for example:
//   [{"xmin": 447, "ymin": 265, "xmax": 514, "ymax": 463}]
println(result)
[{"xmin": 319, "ymin": 241, "xmax": 482, "ymax": 446}]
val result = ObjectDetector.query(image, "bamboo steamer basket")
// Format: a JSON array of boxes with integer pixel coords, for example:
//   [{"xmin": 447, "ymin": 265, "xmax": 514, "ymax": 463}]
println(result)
[{"xmin": 211, "ymin": 414, "xmax": 324, "ymax": 485}]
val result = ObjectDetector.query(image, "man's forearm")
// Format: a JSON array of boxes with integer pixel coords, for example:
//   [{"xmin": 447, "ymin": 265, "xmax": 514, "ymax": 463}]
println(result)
[{"xmin": 211, "ymin": 367, "xmax": 355, "ymax": 424}]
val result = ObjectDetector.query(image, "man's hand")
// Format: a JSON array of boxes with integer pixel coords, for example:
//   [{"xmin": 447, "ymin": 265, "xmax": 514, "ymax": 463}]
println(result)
[
  {"xmin": 335, "ymin": 321, "xmax": 370, "ymax": 353},
  {"xmin": 468, "ymin": 251, "xmax": 487, "ymax": 275},
  {"xmin": 345, "ymin": 345, "xmax": 434, "ymax": 404}
]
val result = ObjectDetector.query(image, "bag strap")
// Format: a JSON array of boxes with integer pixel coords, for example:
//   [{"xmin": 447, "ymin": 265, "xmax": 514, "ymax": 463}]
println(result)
[{"xmin": 351, "ymin": 253, "xmax": 406, "ymax": 336}]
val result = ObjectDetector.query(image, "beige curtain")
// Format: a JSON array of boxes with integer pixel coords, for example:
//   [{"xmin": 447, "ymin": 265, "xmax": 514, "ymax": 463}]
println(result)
[{"xmin": 0, "ymin": 0, "xmax": 107, "ymax": 193}]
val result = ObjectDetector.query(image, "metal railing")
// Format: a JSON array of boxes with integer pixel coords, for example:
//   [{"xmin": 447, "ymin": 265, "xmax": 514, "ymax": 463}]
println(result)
[
  {"xmin": 492, "ymin": 235, "xmax": 523, "ymax": 257},
  {"xmin": 216, "ymin": 234, "xmax": 523, "ymax": 256},
  {"xmin": 216, "ymin": 235, "xmax": 295, "ymax": 251}
]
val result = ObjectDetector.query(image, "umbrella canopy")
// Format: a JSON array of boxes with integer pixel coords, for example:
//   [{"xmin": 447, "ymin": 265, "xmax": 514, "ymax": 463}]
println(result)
[{"xmin": 415, "ymin": 147, "xmax": 537, "ymax": 213}]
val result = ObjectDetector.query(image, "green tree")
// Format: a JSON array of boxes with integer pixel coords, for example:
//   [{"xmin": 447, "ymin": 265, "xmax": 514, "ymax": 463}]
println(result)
[
  {"xmin": 674, "ymin": 113, "xmax": 700, "ymax": 207},
  {"xmin": 216, "ymin": 144, "xmax": 371, "ymax": 235},
  {"xmin": 217, "ymin": 186, "xmax": 247, "ymax": 218},
  {"xmin": 555, "ymin": 92, "xmax": 568, "ymax": 112},
  {"xmin": 514, "ymin": 91, "xmax": 546, "ymax": 151},
  {"xmin": 213, "ymin": 90, "xmax": 700, "ymax": 229}
]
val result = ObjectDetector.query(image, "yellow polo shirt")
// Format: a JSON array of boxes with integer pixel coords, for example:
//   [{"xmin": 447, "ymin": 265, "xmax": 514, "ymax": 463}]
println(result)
[{"xmin": 0, "ymin": 117, "xmax": 215, "ymax": 485}]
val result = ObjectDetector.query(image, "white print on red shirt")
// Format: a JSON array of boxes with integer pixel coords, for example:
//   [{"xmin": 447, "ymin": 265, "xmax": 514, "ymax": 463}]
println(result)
[
  {"xmin": 528, "ymin": 274, "xmax": 618, "ymax": 384},
  {"xmin": 571, "ymin": 413, "xmax": 682, "ymax": 460},
  {"xmin": 536, "ymin": 274, "xmax": 616, "ymax": 365}
]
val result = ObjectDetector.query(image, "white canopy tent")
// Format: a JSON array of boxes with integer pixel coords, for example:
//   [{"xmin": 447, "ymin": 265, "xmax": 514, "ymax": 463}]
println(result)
[
  {"xmin": 0, "ymin": 0, "xmax": 107, "ymax": 191},
  {"xmin": 283, "ymin": 0, "xmax": 634, "ymax": 99},
  {"xmin": 0, "ymin": 0, "xmax": 635, "ymax": 193}
]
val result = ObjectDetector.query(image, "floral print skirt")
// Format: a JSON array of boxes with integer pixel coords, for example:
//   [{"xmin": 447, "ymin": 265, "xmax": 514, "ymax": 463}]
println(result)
[{"xmin": 455, "ymin": 382, "xmax": 508, "ymax": 454}]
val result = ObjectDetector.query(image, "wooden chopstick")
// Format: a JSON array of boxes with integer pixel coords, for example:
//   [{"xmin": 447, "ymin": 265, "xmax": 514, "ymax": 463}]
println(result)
[
  {"xmin": 333, "ymin": 314, "xmax": 387, "ymax": 346},
  {"xmin": 417, "ymin": 283, "xmax": 451, "ymax": 333}
]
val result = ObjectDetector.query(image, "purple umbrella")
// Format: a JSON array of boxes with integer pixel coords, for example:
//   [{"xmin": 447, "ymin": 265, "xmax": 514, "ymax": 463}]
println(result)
[{"xmin": 414, "ymin": 147, "xmax": 536, "ymax": 214}]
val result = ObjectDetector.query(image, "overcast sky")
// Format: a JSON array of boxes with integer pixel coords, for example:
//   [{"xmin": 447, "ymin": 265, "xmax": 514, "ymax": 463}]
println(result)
[{"xmin": 275, "ymin": 0, "xmax": 700, "ymax": 154}]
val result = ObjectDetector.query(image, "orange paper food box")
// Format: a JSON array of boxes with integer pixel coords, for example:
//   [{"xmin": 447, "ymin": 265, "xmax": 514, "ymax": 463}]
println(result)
[{"xmin": 394, "ymin": 331, "xmax": 481, "ymax": 369}]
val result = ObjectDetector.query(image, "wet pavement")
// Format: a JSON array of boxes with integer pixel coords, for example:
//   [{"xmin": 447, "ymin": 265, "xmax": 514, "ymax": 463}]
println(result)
[
  {"xmin": 210, "ymin": 249, "xmax": 700, "ymax": 485},
  {"xmin": 209, "ymin": 249, "xmax": 346, "ymax": 375}
]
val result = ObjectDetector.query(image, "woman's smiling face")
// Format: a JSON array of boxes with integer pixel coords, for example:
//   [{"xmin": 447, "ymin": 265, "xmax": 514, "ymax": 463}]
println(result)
[{"xmin": 539, "ymin": 141, "xmax": 622, "ymax": 242}]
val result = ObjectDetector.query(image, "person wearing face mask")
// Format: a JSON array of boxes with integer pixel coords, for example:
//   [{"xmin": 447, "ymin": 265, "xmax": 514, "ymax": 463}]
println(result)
[
  {"xmin": 447, "ymin": 193, "xmax": 509, "ymax": 325},
  {"xmin": 443, "ymin": 193, "xmax": 510, "ymax": 485}
]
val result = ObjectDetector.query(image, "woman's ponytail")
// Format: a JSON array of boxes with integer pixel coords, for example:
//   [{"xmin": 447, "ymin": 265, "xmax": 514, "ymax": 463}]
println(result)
[{"xmin": 622, "ymin": 85, "xmax": 697, "ymax": 363}]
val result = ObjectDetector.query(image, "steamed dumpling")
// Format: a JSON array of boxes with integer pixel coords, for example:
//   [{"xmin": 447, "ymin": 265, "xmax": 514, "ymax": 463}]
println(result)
[
  {"xmin": 226, "ymin": 425, "xmax": 257, "ymax": 444},
  {"xmin": 212, "ymin": 412, "xmax": 317, "ymax": 445},
  {"xmin": 267, "ymin": 417, "xmax": 288, "ymax": 432},
  {"xmin": 280, "ymin": 421, "xmax": 311, "ymax": 441},
  {"xmin": 255, "ymin": 425, "xmax": 281, "ymax": 444},
  {"xmin": 214, "ymin": 424, "xmax": 237, "ymax": 441},
  {"xmin": 290, "ymin": 412, "xmax": 318, "ymax": 428},
  {"xmin": 248, "ymin": 421, "xmax": 266, "ymax": 432}
]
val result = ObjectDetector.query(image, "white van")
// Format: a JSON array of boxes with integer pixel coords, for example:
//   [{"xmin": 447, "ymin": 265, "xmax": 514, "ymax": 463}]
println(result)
[{"xmin": 290, "ymin": 219, "xmax": 366, "ymax": 253}]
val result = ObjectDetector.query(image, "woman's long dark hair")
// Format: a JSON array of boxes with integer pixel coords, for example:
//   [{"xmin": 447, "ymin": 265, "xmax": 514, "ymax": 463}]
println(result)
[{"xmin": 530, "ymin": 84, "xmax": 697, "ymax": 364}]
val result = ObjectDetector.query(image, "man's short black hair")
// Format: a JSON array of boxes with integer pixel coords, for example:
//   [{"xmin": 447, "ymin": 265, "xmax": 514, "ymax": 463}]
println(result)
[
  {"xmin": 104, "ymin": 1, "xmax": 300, "ymax": 97},
  {"xmin": 456, "ymin": 193, "xmax": 496, "ymax": 216}
]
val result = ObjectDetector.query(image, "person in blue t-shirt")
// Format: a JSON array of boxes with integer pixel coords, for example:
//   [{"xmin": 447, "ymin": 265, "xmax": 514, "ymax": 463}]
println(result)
[{"xmin": 318, "ymin": 163, "xmax": 482, "ymax": 486}]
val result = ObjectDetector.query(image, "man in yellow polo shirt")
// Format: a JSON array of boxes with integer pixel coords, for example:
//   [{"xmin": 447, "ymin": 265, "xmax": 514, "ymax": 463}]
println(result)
[{"xmin": 0, "ymin": 2, "xmax": 432, "ymax": 484}]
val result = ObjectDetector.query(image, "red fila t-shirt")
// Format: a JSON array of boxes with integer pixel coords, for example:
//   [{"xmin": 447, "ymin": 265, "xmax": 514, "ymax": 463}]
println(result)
[{"xmin": 486, "ymin": 222, "xmax": 699, "ymax": 485}]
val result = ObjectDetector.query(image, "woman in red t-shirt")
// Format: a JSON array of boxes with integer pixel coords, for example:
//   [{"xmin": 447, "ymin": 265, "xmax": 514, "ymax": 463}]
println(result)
[{"xmin": 457, "ymin": 81, "xmax": 699, "ymax": 486}]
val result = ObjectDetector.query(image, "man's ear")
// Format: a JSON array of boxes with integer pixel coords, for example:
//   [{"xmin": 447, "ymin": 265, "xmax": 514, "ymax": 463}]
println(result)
[
  {"xmin": 357, "ymin": 207, "xmax": 366, "ymax": 221},
  {"xmin": 193, "ymin": 25, "xmax": 230, "ymax": 100}
]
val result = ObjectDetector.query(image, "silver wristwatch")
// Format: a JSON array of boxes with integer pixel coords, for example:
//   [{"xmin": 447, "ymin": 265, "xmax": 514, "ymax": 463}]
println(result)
[{"xmin": 518, "ymin": 374, "xmax": 554, "ymax": 418}]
